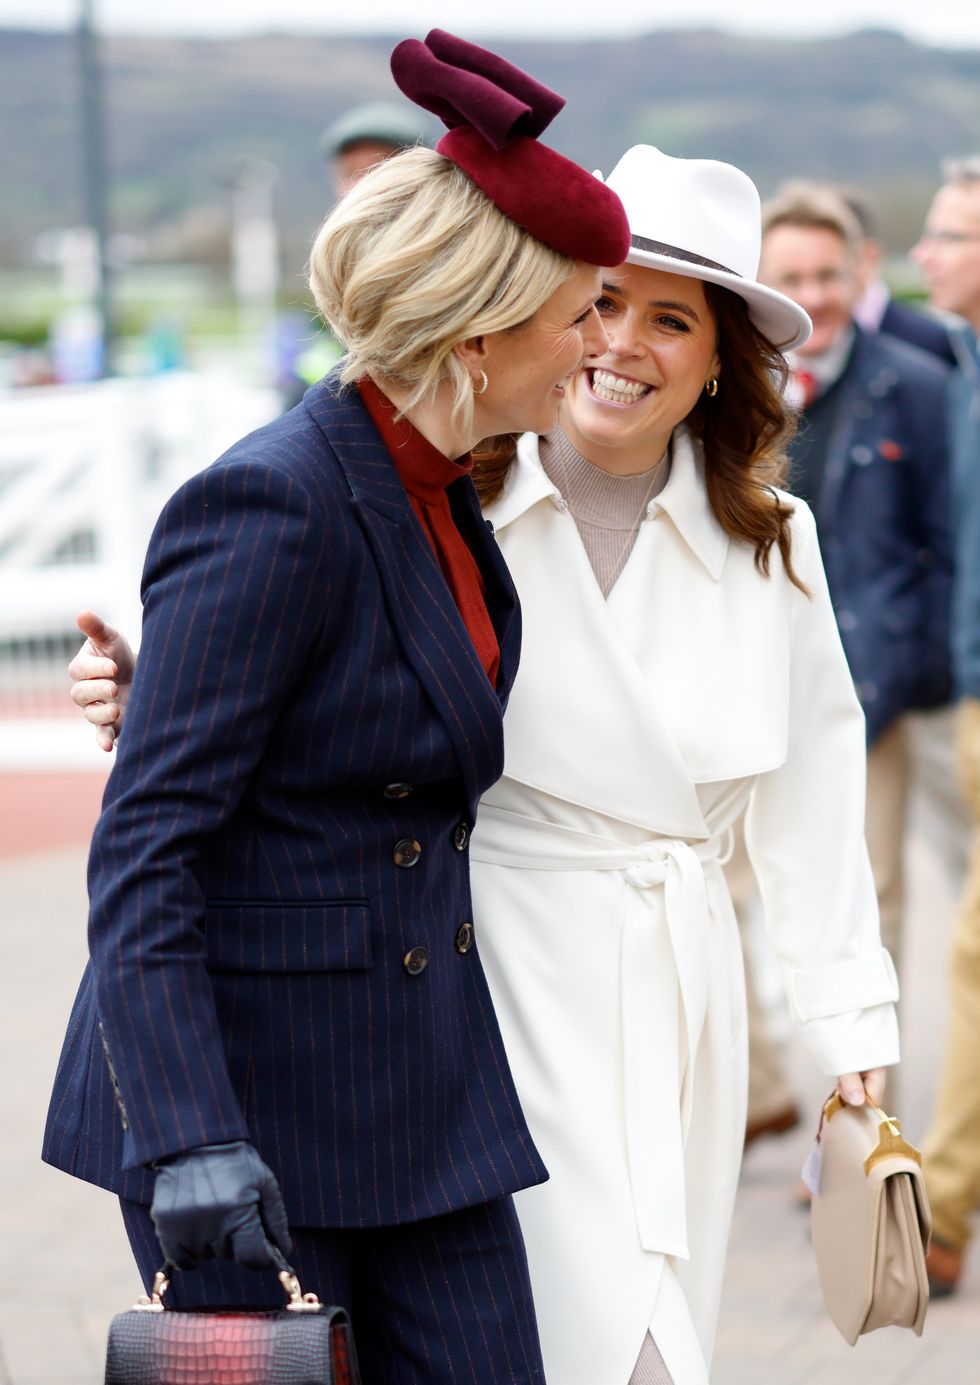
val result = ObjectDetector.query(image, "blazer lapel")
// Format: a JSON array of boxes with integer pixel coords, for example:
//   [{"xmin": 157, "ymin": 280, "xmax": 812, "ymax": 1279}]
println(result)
[
  {"xmin": 817, "ymin": 330, "xmax": 871, "ymax": 529},
  {"xmin": 305, "ymin": 377, "xmax": 509, "ymax": 807}
]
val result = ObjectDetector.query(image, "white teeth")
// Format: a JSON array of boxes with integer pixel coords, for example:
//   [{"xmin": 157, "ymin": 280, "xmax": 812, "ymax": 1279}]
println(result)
[{"xmin": 591, "ymin": 369, "xmax": 652, "ymax": 404}]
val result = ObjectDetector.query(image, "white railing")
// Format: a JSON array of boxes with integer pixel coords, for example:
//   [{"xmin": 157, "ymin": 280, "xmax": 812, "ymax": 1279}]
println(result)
[{"xmin": 0, "ymin": 373, "xmax": 280, "ymax": 769}]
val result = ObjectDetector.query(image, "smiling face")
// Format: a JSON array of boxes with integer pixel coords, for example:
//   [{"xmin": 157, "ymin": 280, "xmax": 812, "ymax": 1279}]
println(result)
[
  {"xmin": 560, "ymin": 263, "xmax": 721, "ymax": 475},
  {"xmin": 759, "ymin": 223, "xmax": 858, "ymax": 357},
  {"xmin": 473, "ymin": 261, "xmax": 606, "ymax": 437}
]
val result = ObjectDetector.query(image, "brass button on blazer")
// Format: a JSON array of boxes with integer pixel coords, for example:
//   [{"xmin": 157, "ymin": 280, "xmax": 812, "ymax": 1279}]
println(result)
[
  {"xmin": 393, "ymin": 838, "xmax": 422, "ymax": 868},
  {"xmin": 403, "ymin": 946, "xmax": 429, "ymax": 976}
]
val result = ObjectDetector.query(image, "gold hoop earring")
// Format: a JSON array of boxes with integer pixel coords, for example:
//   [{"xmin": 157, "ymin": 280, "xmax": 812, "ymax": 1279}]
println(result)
[
  {"xmin": 705, "ymin": 376, "xmax": 719, "ymax": 398},
  {"xmin": 472, "ymin": 370, "xmax": 489, "ymax": 396}
]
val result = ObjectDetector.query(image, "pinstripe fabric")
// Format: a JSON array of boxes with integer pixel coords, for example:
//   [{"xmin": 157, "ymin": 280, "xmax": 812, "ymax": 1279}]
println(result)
[
  {"xmin": 120, "ymin": 1196, "xmax": 545, "ymax": 1383},
  {"xmin": 43, "ymin": 373, "xmax": 546, "ymax": 1229}
]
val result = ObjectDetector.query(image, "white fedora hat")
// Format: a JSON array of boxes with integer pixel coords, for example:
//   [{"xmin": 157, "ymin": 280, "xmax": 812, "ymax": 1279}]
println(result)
[{"xmin": 597, "ymin": 145, "xmax": 812, "ymax": 352}]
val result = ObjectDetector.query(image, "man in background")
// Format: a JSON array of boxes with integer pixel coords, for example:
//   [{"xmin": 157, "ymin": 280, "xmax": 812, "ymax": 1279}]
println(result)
[
  {"xmin": 732, "ymin": 186, "xmax": 953, "ymax": 1154},
  {"xmin": 758, "ymin": 183, "xmax": 952, "ymax": 985},
  {"xmin": 280, "ymin": 101, "xmax": 428, "ymax": 405},
  {"xmin": 843, "ymin": 185, "xmax": 972, "ymax": 951},
  {"xmin": 320, "ymin": 100, "xmax": 428, "ymax": 198},
  {"xmin": 842, "ymin": 188, "xmax": 956, "ymax": 364},
  {"xmin": 911, "ymin": 155, "xmax": 980, "ymax": 1297}
]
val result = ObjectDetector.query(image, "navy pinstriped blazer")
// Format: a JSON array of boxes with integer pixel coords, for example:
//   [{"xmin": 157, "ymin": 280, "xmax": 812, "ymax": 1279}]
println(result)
[{"xmin": 43, "ymin": 373, "xmax": 548, "ymax": 1227}]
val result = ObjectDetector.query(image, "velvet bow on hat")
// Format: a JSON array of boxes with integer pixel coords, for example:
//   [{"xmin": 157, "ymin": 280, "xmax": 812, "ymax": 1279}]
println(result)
[{"xmin": 391, "ymin": 30, "xmax": 629, "ymax": 267}]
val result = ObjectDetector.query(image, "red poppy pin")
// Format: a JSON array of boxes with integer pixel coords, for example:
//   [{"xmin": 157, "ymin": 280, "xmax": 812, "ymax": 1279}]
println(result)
[{"xmin": 879, "ymin": 440, "xmax": 903, "ymax": 461}]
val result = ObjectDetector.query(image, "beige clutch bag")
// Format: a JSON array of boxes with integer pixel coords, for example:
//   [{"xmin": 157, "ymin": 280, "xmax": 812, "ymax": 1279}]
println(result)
[{"xmin": 809, "ymin": 1092, "xmax": 931, "ymax": 1345}]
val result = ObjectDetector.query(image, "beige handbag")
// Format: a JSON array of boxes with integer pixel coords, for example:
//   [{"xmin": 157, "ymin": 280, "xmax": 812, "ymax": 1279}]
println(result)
[{"xmin": 809, "ymin": 1092, "xmax": 931, "ymax": 1345}]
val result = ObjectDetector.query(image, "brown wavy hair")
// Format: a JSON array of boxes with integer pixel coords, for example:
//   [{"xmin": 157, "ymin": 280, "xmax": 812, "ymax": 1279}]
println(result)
[{"xmin": 472, "ymin": 281, "xmax": 807, "ymax": 593}]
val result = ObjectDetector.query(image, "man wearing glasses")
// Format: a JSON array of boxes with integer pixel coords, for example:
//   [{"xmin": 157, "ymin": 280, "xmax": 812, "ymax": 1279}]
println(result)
[{"xmin": 912, "ymin": 157, "xmax": 980, "ymax": 1298}]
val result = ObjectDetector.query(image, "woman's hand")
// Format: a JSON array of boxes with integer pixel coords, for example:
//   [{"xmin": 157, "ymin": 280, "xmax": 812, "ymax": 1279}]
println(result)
[
  {"xmin": 836, "ymin": 1067, "xmax": 887, "ymax": 1107},
  {"xmin": 151, "ymin": 1140, "xmax": 293, "ymax": 1271},
  {"xmin": 69, "ymin": 610, "xmax": 135, "ymax": 751}
]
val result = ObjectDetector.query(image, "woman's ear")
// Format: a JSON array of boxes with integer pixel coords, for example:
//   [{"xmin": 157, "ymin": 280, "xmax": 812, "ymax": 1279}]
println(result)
[{"xmin": 453, "ymin": 336, "xmax": 490, "ymax": 374}]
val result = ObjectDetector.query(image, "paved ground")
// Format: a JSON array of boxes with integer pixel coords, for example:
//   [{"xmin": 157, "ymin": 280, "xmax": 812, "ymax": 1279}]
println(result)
[{"xmin": 1, "ymin": 774, "xmax": 977, "ymax": 1383}]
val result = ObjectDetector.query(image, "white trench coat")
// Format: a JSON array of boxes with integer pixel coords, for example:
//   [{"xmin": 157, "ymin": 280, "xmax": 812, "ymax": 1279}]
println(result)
[{"xmin": 470, "ymin": 428, "xmax": 900, "ymax": 1385}]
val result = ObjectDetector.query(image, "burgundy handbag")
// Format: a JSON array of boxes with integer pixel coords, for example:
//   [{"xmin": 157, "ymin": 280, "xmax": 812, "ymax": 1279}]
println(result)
[{"xmin": 104, "ymin": 1257, "xmax": 360, "ymax": 1385}]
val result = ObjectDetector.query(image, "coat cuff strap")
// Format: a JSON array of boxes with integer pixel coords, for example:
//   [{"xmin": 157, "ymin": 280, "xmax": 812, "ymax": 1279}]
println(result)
[{"xmin": 787, "ymin": 946, "xmax": 898, "ymax": 1022}]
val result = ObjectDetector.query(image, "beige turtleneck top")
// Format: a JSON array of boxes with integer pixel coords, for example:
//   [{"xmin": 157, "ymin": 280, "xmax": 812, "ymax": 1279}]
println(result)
[{"xmin": 539, "ymin": 428, "xmax": 670, "ymax": 597}]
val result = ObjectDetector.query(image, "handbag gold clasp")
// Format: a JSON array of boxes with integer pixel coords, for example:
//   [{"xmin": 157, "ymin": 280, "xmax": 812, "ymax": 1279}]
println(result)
[
  {"xmin": 278, "ymin": 1268, "xmax": 324, "ymax": 1312},
  {"xmin": 862, "ymin": 1095, "xmax": 923, "ymax": 1173},
  {"xmin": 821, "ymin": 1092, "xmax": 923, "ymax": 1174},
  {"xmin": 131, "ymin": 1270, "xmax": 169, "ymax": 1312}
]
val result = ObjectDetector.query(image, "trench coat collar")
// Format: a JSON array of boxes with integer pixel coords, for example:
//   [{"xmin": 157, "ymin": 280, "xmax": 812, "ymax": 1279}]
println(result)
[
  {"xmin": 492, "ymin": 425, "xmax": 730, "ymax": 582},
  {"xmin": 303, "ymin": 373, "xmax": 519, "ymax": 811},
  {"xmin": 650, "ymin": 426, "xmax": 730, "ymax": 581},
  {"xmin": 485, "ymin": 427, "xmax": 710, "ymax": 838}
]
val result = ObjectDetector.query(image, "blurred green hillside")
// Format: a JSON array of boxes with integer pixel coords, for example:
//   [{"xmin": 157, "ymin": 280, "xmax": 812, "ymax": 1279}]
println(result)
[{"xmin": 4, "ymin": 24, "xmax": 980, "ymax": 270}]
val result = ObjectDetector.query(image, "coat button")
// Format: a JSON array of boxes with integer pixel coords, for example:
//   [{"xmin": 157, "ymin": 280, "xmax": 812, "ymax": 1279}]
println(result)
[
  {"xmin": 393, "ymin": 838, "xmax": 422, "ymax": 868},
  {"xmin": 454, "ymin": 922, "xmax": 474, "ymax": 955},
  {"xmin": 384, "ymin": 782, "xmax": 412, "ymax": 799},
  {"xmin": 453, "ymin": 822, "xmax": 470, "ymax": 852},
  {"xmin": 403, "ymin": 946, "xmax": 429, "ymax": 976}
]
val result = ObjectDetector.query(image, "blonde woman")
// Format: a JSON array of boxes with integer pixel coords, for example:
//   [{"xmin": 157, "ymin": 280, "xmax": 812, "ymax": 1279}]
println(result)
[{"xmin": 42, "ymin": 31, "xmax": 628, "ymax": 1383}]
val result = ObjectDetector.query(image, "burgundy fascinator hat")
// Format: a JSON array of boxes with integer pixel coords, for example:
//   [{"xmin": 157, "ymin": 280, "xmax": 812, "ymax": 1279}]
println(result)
[{"xmin": 390, "ymin": 29, "xmax": 629, "ymax": 267}]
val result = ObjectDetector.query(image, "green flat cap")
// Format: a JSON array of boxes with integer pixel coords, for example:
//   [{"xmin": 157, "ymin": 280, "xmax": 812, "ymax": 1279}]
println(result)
[{"xmin": 319, "ymin": 101, "xmax": 429, "ymax": 158}]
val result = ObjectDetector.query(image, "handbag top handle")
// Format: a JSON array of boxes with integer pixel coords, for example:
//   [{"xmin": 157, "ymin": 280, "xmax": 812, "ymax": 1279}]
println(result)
[
  {"xmin": 821, "ymin": 1091, "xmax": 923, "ymax": 1175},
  {"xmin": 132, "ymin": 1244, "xmax": 325, "ymax": 1315}
]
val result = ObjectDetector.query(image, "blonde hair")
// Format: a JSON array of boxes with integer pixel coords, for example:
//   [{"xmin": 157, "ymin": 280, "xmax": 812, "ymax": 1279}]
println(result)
[{"xmin": 308, "ymin": 146, "xmax": 575, "ymax": 432}]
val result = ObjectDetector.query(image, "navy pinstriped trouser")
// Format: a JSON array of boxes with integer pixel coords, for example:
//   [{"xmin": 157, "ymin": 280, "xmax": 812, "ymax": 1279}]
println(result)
[{"xmin": 120, "ymin": 1196, "xmax": 545, "ymax": 1384}]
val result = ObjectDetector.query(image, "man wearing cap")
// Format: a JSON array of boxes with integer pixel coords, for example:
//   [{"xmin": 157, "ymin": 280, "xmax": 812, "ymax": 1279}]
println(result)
[
  {"xmin": 319, "ymin": 100, "xmax": 429, "ymax": 199},
  {"xmin": 759, "ymin": 182, "xmax": 953, "ymax": 1025},
  {"xmin": 910, "ymin": 155, "xmax": 980, "ymax": 1296},
  {"xmin": 280, "ymin": 101, "xmax": 430, "ymax": 405}
]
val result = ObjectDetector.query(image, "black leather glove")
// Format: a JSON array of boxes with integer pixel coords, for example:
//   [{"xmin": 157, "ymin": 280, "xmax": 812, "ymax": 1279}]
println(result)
[{"xmin": 150, "ymin": 1140, "xmax": 293, "ymax": 1271}]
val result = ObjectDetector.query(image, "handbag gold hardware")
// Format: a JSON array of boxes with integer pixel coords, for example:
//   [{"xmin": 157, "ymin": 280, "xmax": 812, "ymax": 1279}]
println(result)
[
  {"xmin": 279, "ymin": 1268, "xmax": 326, "ymax": 1313},
  {"xmin": 131, "ymin": 1271, "xmax": 168, "ymax": 1313},
  {"xmin": 130, "ymin": 1266, "xmax": 324, "ymax": 1314},
  {"xmin": 822, "ymin": 1092, "xmax": 923, "ymax": 1174}
]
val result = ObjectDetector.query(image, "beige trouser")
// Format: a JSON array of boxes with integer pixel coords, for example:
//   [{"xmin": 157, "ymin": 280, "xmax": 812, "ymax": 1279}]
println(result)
[
  {"xmin": 922, "ymin": 697, "xmax": 980, "ymax": 1249},
  {"xmin": 865, "ymin": 716, "xmax": 910, "ymax": 967}
]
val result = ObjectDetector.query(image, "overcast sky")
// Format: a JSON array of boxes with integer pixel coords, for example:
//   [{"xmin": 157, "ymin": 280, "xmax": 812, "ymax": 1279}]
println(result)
[{"xmin": 2, "ymin": 0, "xmax": 979, "ymax": 48}]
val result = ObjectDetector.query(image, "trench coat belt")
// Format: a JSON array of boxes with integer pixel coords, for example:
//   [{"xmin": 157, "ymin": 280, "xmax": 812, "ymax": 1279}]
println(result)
[{"xmin": 471, "ymin": 805, "xmax": 729, "ymax": 1259}]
